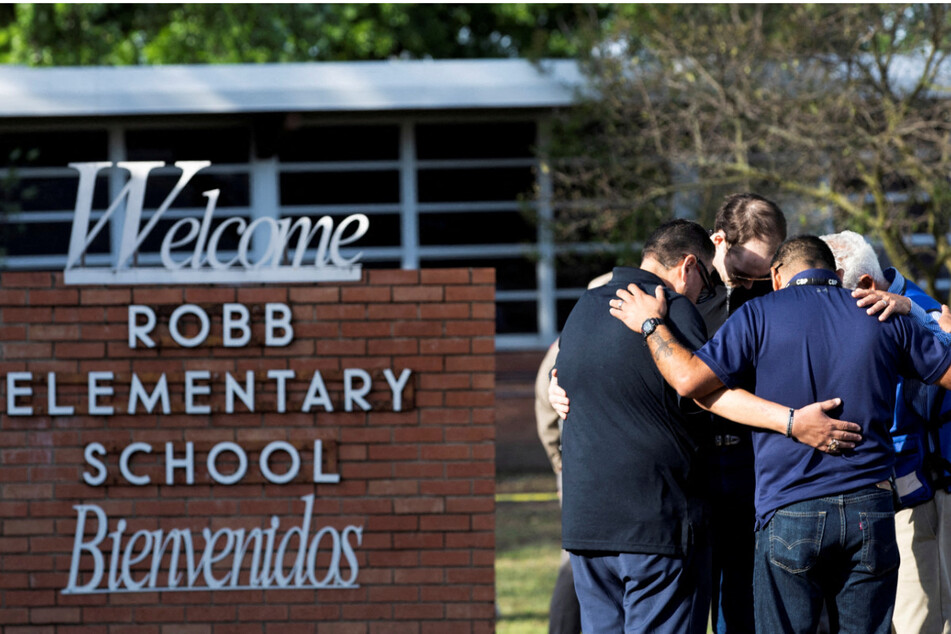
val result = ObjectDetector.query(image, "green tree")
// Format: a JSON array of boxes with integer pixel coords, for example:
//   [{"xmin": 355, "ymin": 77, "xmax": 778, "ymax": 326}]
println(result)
[
  {"xmin": 0, "ymin": 3, "xmax": 608, "ymax": 65},
  {"xmin": 552, "ymin": 4, "xmax": 951, "ymax": 297}
]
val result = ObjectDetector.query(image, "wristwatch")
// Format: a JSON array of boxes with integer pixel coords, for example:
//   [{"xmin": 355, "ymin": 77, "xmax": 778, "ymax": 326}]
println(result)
[{"xmin": 641, "ymin": 317, "xmax": 664, "ymax": 338}]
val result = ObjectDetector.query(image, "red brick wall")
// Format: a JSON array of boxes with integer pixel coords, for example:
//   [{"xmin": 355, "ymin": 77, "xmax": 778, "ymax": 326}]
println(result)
[{"xmin": 0, "ymin": 269, "xmax": 496, "ymax": 633}]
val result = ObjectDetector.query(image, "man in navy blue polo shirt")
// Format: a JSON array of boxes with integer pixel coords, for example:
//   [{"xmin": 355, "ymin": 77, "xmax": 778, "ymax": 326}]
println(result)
[{"xmin": 608, "ymin": 235, "xmax": 951, "ymax": 634}]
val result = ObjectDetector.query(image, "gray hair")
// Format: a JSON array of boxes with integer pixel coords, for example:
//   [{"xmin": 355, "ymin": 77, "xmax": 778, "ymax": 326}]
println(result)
[{"xmin": 819, "ymin": 230, "xmax": 886, "ymax": 290}]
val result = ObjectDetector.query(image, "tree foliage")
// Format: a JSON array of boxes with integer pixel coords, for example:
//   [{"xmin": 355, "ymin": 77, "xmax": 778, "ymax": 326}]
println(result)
[
  {"xmin": 552, "ymin": 4, "xmax": 951, "ymax": 296},
  {"xmin": 0, "ymin": 3, "xmax": 607, "ymax": 65}
]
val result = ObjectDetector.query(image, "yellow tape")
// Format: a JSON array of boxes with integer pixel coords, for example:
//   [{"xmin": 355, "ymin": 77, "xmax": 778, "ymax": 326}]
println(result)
[{"xmin": 495, "ymin": 492, "xmax": 559, "ymax": 503}]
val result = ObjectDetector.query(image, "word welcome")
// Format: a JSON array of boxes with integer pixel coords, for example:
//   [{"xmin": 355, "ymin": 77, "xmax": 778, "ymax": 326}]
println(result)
[
  {"xmin": 64, "ymin": 494, "xmax": 361, "ymax": 594},
  {"xmin": 64, "ymin": 161, "xmax": 369, "ymax": 285}
]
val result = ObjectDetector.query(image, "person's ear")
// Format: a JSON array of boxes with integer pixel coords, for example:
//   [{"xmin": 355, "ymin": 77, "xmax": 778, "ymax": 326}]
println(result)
[
  {"xmin": 855, "ymin": 274, "xmax": 874, "ymax": 290},
  {"xmin": 711, "ymin": 231, "xmax": 727, "ymax": 250},
  {"xmin": 670, "ymin": 254, "xmax": 691, "ymax": 294},
  {"xmin": 679, "ymin": 254, "xmax": 701, "ymax": 291},
  {"xmin": 771, "ymin": 266, "xmax": 783, "ymax": 292},
  {"xmin": 681, "ymin": 253, "xmax": 696, "ymax": 281}
]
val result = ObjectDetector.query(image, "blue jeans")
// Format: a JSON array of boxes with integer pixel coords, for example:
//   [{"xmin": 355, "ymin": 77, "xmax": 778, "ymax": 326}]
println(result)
[
  {"xmin": 753, "ymin": 485, "xmax": 899, "ymax": 634},
  {"xmin": 571, "ymin": 545, "xmax": 711, "ymax": 634}
]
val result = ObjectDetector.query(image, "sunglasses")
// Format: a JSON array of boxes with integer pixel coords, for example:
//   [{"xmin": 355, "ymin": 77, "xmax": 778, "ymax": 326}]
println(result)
[
  {"xmin": 692, "ymin": 255, "xmax": 717, "ymax": 303},
  {"xmin": 730, "ymin": 271, "xmax": 772, "ymax": 284}
]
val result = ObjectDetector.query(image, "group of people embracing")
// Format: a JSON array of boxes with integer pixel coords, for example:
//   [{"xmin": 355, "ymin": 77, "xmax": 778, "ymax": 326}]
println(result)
[{"xmin": 541, "ymin": 193, "xmax": 951, "ymax": 633}]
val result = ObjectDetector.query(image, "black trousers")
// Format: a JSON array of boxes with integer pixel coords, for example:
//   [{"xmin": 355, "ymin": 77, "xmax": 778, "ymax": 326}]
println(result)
[{"xmin": 549, "ymin": 556, "xmax": 581, "ymax": 634}]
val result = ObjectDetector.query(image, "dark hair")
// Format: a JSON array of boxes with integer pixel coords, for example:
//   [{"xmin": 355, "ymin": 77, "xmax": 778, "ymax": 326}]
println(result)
[
  {"xmin": 643, "ymin": 219, "xmax": 715, "ymax": 268},
  {"xmin": 770, "ymin": 235, "xmax": 837, "ymax": 272},
  {"xmin": 715, "ymin": 193, "xmax": 787, "ymax": 249}
]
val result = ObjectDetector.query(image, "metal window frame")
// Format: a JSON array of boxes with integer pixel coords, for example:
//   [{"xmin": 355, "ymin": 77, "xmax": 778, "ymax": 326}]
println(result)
[{"xmin": 0, "ymin": 113, "xmax": 577, "ymax": 349}]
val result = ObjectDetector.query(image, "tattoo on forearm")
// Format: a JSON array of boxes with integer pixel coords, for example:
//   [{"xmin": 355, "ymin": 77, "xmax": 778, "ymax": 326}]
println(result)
[{"xmin": 649, "ymin": 333, "xmax": 675, "ymax": 360}]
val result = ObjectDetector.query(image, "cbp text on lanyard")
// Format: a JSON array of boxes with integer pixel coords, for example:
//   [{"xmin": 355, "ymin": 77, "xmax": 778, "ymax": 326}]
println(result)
[{"xmin": 785, "ymin": 277, "xmax": 842, "ymax": 289}]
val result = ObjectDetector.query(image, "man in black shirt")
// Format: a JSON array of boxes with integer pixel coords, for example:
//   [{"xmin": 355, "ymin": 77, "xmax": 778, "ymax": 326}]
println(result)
[{"xmin": 556, "ymin": 219, "xmax": 717, "ymax": 633}]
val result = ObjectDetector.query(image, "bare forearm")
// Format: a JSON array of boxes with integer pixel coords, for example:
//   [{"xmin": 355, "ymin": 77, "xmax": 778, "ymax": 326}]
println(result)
[
  {"xmin": 696, "ymin": 387, "xmax": 790, "ymax": 433},
  {"xmin": 645, "ymin": 325, "xmax": 720, "ymax": 398},
  {"xmin": 696, "ymin": 387, "xmax": 863, "ymax": 452}
]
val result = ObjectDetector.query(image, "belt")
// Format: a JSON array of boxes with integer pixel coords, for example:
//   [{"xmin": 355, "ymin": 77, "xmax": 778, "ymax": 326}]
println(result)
[{"xmin": 713, "ymin": 434, "xmax": 741, "ymax": 447}]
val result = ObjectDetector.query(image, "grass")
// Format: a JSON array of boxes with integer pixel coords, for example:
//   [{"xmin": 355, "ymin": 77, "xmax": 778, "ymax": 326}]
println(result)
[
  {"xmin": 496, "ymin": 473, "xmax": 563, "ymax": 634},
  {"xmin": 495, "ymin": 472, "xmax": 714, "ymax": 634}
]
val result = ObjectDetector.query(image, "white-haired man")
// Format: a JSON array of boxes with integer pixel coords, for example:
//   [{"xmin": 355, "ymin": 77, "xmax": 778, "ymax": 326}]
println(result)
[{"xmin": 821, "ymin": 230, "xmax": 951, "ymax": 634}]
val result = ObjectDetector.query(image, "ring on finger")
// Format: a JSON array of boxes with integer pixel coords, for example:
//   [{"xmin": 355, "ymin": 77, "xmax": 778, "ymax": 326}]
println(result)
[{"xmin": 828, "ymin": 438, "xmax": 840, "ymax": 452}]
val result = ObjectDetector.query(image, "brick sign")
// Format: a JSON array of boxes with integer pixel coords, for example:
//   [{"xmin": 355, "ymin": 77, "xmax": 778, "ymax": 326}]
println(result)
[{"xmin": 0, "ymin": 269, "xmax": 496, "ymax": 632}]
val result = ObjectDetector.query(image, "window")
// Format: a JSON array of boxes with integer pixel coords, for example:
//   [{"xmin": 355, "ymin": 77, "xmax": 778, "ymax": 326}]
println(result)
[
  {"xmin": 419, "ymin": 210, "xmax": 535, "ymax": 246},
  {"xmin": 0, "ymin": 116, "xmax": 588, "ymax": 348},
  {"xmin": 277, "ymin": 125, "xmax": 399, "ymax": 162},
  {"xmin": 280, "ymin": 172, "xmax": 399, "ymax": 206},
  {"xmin": 416, "ymin": 122, "xmax": 535, "ymax": 159},
  {"xmin": 1, "ymin": 130, "xmax": 109, "ymax": 265},
  {"xmin": 125, "ymin": 127, "xmax": 250, "ymax": 163}
]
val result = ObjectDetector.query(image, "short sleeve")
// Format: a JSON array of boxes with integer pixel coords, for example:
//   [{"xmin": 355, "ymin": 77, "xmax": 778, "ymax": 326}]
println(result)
[
  {"xmin": 897, "ymin": 315, "xmax": 951, "ymax": 385},
  {"xmin": 694, "ymin": 302, "xmax": 759, "ymax": 389}
]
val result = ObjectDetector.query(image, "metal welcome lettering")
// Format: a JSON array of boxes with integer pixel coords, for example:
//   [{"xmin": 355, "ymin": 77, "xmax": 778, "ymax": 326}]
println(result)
[{"xmin": 64, "ymin": 161, "xmax": 370, "ymax": 285}]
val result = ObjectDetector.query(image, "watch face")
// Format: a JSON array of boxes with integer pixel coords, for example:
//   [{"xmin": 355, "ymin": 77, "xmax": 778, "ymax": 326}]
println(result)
[{"xmin": 642, "ymin": 318, "xmax": 658, "ymax": 336}]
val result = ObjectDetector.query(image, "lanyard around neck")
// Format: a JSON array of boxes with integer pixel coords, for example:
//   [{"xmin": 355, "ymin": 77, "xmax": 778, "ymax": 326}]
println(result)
[{"xmin": 784, "ymin": 277, "xmax": 842, "ymax": 289}]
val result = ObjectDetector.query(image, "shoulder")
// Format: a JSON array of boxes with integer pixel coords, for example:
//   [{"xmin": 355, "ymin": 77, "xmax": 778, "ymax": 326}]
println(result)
[
  {"xmin": 666, "ymin": 292, "xmax": 708, "ymax": 347},
  {"xmin": 667, "ymin": 291, "xmax": 702, "ymax": 319}
]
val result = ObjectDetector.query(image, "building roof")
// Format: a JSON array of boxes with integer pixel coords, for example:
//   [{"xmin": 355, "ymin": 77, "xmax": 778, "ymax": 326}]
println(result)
[{"xmin": 0, "ymin": 58, "xmax": 585, "ymax": 118}]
